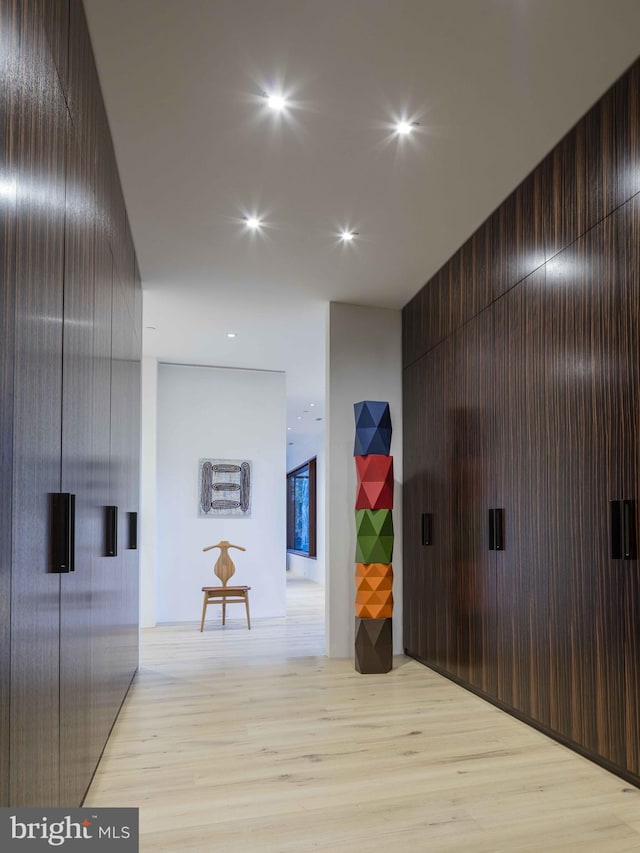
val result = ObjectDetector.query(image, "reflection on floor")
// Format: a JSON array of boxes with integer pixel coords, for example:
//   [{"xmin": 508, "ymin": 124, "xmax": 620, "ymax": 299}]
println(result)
[{"xmin": 85, "ymin": 577, "xmax": 640, "ymax": 852}]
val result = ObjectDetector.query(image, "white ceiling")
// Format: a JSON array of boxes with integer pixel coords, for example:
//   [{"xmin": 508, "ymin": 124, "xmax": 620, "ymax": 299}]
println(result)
[{"xmin": 83, "ymin": 0, "xmax": 640, "ymax": 447}]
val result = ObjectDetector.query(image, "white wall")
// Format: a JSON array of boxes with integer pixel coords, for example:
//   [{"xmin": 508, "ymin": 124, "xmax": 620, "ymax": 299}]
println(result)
[
  {"xmin": 286, "ymin": 432, "xmax": 325, "ymax": 586},
  {"xmin": 140, "ymin": 355, "xmax": 158, "ymax": 627},
  {"xmin": 156, "ymin": 364, "xmax": 287, "ymax": 622},
  {"xmin": 326, "ymin": 303, "xmax": 403, "ymax": 658}
]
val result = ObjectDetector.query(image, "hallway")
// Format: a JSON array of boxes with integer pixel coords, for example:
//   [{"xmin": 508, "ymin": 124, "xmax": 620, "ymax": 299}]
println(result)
[{"xmin": 85, "ymin": 578, "xmax": 640, "ymax": 851}]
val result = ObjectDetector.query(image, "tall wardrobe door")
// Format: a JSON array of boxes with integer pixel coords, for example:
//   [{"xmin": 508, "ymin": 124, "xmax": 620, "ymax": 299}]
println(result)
[
  {"xmin": 423, "ymin": 341, "xmax": 454, "ymax": 671},
  {"xmin": 90, "ymin": 232, "xmax": 114, "ymax": 761},
  {"xmin": 59, "ymin": 132, "xmax": 96, "ymax": 805},
  {"xmin": 402, "ymin": 345, "xmax": 452, "ymax": 666},
  {"xmin": 110, "ymin": 270, "xmax": 136, "ymax": 700},
  {"xmin": 450, "ymin": 309, "xmax": 497, "ymax": 694},
  {"xmin": 617, "ymin": 196, "xmax": 640, "ymax": 776},
  {"xmin": 494, "ymin": 269, "xmax": 551, "ymax": 726},
  {"xmin": 122, "ymin": 326, "xmax": 141, "ymax": 681},
  {"xmin": 0, "ymin": 0, "xmax": 21, "ymax": 809},
  {"xmin": 10, "ymin": 1, "xmax": 67, "ymax": 807},
  {"xmin": 546, "ymin": 214, "xmax": 626, "ymax": 767},
  {"xmin": 402, "ymin": 361, "xmax": 423, "ymax": 656}
]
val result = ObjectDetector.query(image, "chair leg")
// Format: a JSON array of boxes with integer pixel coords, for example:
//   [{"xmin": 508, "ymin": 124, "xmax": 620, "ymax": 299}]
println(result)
[
  {"xmin": 245, "ymin": 592, "xmax": 251, "ymax": 630},
  {"xmin": 222, "ymin": 598, "xmax": 226, "ymax": 626},
  {"xmin": 200, "ymin": 592, "xmax": 208, "ymax": 632}
]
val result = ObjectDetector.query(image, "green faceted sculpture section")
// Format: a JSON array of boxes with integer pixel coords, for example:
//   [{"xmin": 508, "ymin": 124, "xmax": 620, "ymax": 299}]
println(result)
[{"xmin": 355, "ymin": 509, "xmax": 394, "ymax": 563}]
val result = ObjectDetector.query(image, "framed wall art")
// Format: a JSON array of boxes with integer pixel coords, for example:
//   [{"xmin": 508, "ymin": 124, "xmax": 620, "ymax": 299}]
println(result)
[{"xmin": 198, "ymin": 458, "xmax": 252, "ymax": 518}]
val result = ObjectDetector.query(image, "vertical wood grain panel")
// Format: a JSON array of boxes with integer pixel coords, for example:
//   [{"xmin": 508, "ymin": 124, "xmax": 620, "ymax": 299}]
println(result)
[
  {"xmin": 546, "ymin": 218, "xmax": 626, "ymax": 766},
  {"xmin": 613, "ymin": 62, "xmax": 640, "ymax": 206},
  {"xmin": 110, "ymin": 269, "xmax": 137, "ymax": 701},
  {"xmin": 495, "ymin": 269, "xmax": 551, "ymax": 726},
  {"xmin": 0, "ymin": 0, "xmax": 21, "ymax": 809},
  {"xmin": 59, "ymin": 130, "xmax": 96, "ymax": 805},
  {"xmin": 489, "ymin": 171, "xmax": 546, "ymax": 300},
  {"xmin": 10, "ymin": 0, "xmax": 67, "ymax": 806},
  {"xmin": 449, "ymin": 310, "xmax": 496, "ymax": 694},
  {"xmin": 122, "ymin": 314, "xmax": 141, "ymax": 686},
  {"xmin": 90, "ymin": 230, "xmax": 115, "ymax": 765},
  {"xmin": 402, "ymin": 343, "xmax": 453, "ymax": 669},
  {"xmin": 94, "ymin": 97, "xmax": 115, "ymax": 244},
  {"xmin": 402, "ymin": 362, "xmax": 421, "ymax": 656},
  {"xmin": 67, "ymin": 0, "xmax": 98, "ymax": 165},
  {"xmin": 37, "ymin": 0, "xmax": 68, "ymax": 97},
  {"xmin": 617, "ymin": 196, "xmax": 640, "ymax": 776},
  {"xmin": 428, "ymin": 341, "xmax": 454, "ymax": 672},
  {"xmin": 545, "ymin": 128, "xmax": 579, "ymax": 261}
]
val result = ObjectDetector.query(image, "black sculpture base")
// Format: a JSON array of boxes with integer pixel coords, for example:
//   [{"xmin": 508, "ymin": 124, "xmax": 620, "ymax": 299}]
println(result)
[{"xmin": 355, "ymin": 617, "xmax": 392, "ymax": 673}]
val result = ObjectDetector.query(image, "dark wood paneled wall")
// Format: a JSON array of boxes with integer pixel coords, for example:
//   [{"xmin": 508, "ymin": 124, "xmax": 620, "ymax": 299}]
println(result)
[
  {"xmin": 0, "ymin": 0, "xmax": 20, "ymax": 809},
  {"xmin": 1, "ymin": 0, "xmax": 142, "ymax": 807},
  {"xmin": 403, "ymin": 57, "xmax": 640, "ymax": 786}
]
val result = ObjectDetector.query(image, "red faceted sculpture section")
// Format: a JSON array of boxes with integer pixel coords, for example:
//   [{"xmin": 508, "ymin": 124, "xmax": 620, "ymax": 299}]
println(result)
[{"xmin": 355, "ymin": 454, "xmax": 394, "ymax": 510}]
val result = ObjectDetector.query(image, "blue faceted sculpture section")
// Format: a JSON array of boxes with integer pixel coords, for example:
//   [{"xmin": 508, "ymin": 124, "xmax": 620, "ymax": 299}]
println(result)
[{"xmin": 354, "ymin": 401, "xmax": 392, "ymax": 456}]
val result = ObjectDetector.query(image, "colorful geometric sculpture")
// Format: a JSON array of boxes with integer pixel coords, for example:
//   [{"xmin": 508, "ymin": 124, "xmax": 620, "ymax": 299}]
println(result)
[
  {"xmin": 354, "ymin": 401, "xmax": 392, "ymax": 456},
  {"xmin": 354, "ymin": 400, "xmax": 394, "ymax": 674},
  {"xmin": 355, "ymin": 563, "xmax": 393, "ymax": 618},
  {"xmin": 355, "ymin": 618, "xmax": 392, "ymax": 674},
  {"xmin": 355, "ymin": 454, "xmax": 394, "ymax": 510},
  {"xmin": 355, "ymin": 509, "xmax": 394, "ymax": 563}
]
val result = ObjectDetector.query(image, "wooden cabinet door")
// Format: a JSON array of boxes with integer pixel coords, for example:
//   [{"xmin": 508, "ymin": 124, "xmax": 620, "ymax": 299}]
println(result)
[
  {"xmin": 449, "ymin": 309, "xmax": 497, "ymax": 694},
  {"xmin": 402, "ymin": 361, "xmax": 422, "ymax": 657},
  {"xmin": 616, "ymin": 195, "xmax": 640, "ymax": 777},
  {"xmin": 494, "ymin": 269, "xmax": 551, "ymax": 726},
  {"xmin": 402, "ymin": 342, "xmax": 452, "ymax": 668},
  {"xmin": 9, "ymin": 1, "xmax": 67, "ymax": 806},
  {"xmin": 545, "ymin": 214, "xmax": 626, "ymax": 766},
  {"xmin": 109, "ymin": 271, "xmax": 138, "ymax": 700},
  {"xmin": 59, "ymin": 131, "xmax": 96, "ymax": 806},
  {"xmin": 122, "ymin": 320, "xmax": 141, "ymax": 684},
  {"xmin": 0, "ymin": 0, "xmax": 20, "ymax": 808},
  {"xmin": 90, "ymin": 231, "xmax": 116, "ymax": 767}
]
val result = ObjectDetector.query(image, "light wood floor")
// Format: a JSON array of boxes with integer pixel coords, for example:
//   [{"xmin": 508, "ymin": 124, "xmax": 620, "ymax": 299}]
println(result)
[{"xmin": 86, "ymin": 577, "xmax": 640, "ymax": 852}]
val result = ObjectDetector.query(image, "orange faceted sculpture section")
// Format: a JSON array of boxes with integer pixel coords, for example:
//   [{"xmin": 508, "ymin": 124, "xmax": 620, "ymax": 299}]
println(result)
[
  {"xmin": 355, "ymin": 563, "xmax": 394, "ymax": 618},
  {"xmin": 355, "ymin": 455, "xmax": 394, "ymax": 510}
]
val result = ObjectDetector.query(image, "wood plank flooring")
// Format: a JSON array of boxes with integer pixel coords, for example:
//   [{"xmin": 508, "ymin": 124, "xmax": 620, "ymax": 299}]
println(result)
[{"xmin": 85, "ymin": 577, "xmax": 640, "ymax": 852}]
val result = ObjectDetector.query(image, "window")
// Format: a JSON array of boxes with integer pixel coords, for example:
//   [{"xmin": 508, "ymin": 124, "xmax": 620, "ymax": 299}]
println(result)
[{"xmin": 286, "ymin": 457, "xmax": 317, "ymax": 557}]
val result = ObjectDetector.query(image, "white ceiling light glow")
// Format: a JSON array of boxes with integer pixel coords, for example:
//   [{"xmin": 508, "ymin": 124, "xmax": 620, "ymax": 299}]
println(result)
[
  {"xmin": 244, "ymin": 215, "xmax": 263, "ymax": 231},
  {"xmin": 265, "ymin": 92, "xmax": 287, "ymax": 112},
  {"xmin": 395, "ymin": 120, "xmax": 419, "ymax": 136},
  {"xmin": 339, "ymin": 230, "xmax": 358, "ymax": 243},
  {"xmin": 226, "ymin": 332, "xmax": 237, "ymax": 338}
]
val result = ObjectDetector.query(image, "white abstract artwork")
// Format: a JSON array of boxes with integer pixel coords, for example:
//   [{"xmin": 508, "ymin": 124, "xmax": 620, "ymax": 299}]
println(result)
[{"xmin": 198, "ymin": 458, "xmax": 252, "ymax": 518}]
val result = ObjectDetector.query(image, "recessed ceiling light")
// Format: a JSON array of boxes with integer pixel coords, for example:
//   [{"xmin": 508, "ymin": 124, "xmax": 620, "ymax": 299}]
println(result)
[
  {"xmin": 340, "ymin": 230, "xmax": 358, "ymax": 243},
  {"xmin": 244, "ymin": 215, "xmax": 263, "ymax": 230},
  {"xmin": 297, "ymin": 416, "xmax": 302, "ymax": 420},
  {"xmin": 309, "ymin": 403, "xmax": 315, "ymax": 407},
  {"xmin": 226, "ymin": 332, "xmax": 237, "ymax": 339},
  {"xmin": 265, "ymin": 92, "xmax": 287, "ymax": 112},
  {"xmin": 287, "ymin": 427, "xmax": 292, "ymax": 431},
  {"xmin": 395, "ymin": 120, "xmax": 419, "ymax": 136}
]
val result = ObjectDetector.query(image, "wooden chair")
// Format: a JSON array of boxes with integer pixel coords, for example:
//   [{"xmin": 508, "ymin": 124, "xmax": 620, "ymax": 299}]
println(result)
[{"xmin": 200, "ymin": 540, "xmax": 251, "ymax": 631}]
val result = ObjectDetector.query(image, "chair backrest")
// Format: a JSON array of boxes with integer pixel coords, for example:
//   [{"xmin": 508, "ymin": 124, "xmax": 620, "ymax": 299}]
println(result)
[{"xmin": 202, "ymin": 540, "xmax": 247, "ymax": 585}]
